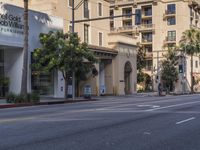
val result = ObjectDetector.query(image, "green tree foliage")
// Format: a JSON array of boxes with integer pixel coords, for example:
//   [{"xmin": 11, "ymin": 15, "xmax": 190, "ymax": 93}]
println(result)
[
  {"xmin": 161, "ymin": 48, "xmax": 179, "ymax": 91},
  {"xmin": 137, "ymin": 43, "xmax": 147, "ymax": 87},
  {"xmin": 179, "ymin": 28, "xmax": 200, "ymax": 93},
  {"xmin": 32, "ymin": 31, "xmax": 97, "ymax": 98},
  {"xmin": 137, "ymin": 44, "xmax": 146, "ymax": 71}
]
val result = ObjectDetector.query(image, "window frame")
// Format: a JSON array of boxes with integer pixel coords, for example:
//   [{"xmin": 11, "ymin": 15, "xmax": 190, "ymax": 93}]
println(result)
[
  {"xmin": 98, "ymin": 2, "xmax": 103, "ymax": 17},
  {"xmin": 98, "ymin": 32, "xmax": 103, "ymax": 46},
  {"xmin": 167, "ymin": 30, "xmax": 176, "ymax": 41},
  {"xmin": 167, "ymin": 17, "xmax": 176, "ymax": 25},
  {"xmin": 68, "ymin": 0, "xmax": 72, "ymax": 8},
  {"xmin": 167, "ymin": 4, "xmax": 176, "ymax": 14},
  {"xmin": 84, "ymin": 24, "xmax": 89, "ymax": 43}
]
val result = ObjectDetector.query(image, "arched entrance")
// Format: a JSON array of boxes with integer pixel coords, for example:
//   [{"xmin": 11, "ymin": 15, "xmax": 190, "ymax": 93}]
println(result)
[{"xmin": 124, "ymin": 61, "xmax": 132, "ymax": 94}]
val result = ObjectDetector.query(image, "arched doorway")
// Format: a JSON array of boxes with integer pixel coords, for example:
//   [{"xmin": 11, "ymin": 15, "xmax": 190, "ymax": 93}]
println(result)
[{"xmin": 124, "ymin": 61, "xmax": 132, "ymax": 94}]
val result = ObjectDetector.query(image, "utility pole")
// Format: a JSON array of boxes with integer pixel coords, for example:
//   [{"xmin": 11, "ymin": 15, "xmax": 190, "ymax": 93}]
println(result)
[{"xmin": 71, "ymin": 0, "xmax": 75, "ymax": 100}]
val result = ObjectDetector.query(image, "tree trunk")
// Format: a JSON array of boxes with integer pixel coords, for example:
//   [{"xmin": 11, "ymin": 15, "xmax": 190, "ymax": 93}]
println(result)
[
  {"xmin": 191, "ymin": 54, "xmax": 194, "ymax": 93},
  {"xmin": 21, "ymin": 0, "xmax": 29, "ymax": 95},
  {"xmin": 62, "ymin": 72, "xmax": 68, "ymax": 99}
]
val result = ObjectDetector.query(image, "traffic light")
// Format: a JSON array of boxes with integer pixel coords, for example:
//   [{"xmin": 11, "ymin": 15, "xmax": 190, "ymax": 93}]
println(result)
[{"xmin": 179, "ymin": 65, "xmax": 183, "ymax": 73}]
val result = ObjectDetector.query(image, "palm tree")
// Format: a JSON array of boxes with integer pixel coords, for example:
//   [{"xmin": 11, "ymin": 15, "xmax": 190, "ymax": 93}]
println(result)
[
  {"xmin": 21, "ymin": 0, "xmax": 29, "ymax": 95},
  {"xmin": 180, "ymin": 28, "xmax": 200, "ymax": 93}
]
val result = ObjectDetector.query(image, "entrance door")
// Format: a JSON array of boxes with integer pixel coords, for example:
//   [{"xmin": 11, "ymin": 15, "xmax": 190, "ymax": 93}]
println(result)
[{"xmin": 124, "ymin": 62, "xmax": 132, "ymax": 94}]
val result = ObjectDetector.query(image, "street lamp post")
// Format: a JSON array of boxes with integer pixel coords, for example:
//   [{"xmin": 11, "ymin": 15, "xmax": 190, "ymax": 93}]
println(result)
[{"xmin": 71, "ymin": 0, "xmax": 75, "ymax": 100}]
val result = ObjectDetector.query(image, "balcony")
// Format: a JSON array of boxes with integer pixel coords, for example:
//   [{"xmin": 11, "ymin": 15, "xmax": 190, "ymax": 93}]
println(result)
[
  {"xmin": 141, "ymin": 11, "xmax": 152, "ymax": 20},
  {"xmin": 110, "ymin": 25, "xmax": 138, "ymax": 33},
  {"xmin": 163, "ymin": 10, "xmax": 176, "ymax": 20},
  {"xmin": 141, "ymin": 38, "xmax": 152, "ymax": 45},
  {"xmin": 145, "ymin": 52, "xmax": 153, "ymax": 58},
  {"xmin": 143, "ymin": 65, "xmax": 153, "ymax": 72},
  {"xmin": 139, "ymin": 24, "xmax": 155, "ymax": 32},
  {"xmin": 164, "ymin": 36, "xmax": 176, "ymax": 44}
]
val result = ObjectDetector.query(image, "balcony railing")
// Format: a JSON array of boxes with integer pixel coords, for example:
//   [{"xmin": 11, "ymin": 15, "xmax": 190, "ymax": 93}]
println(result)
[
  {"xmin": 110, "ymin": 25, "xmax": 138, "ymax": 33},
  {"xmin": 141, "ymin": 38, "xmax": 152, "ymax": 45},
  {"xmin": 145, "ymin": 52, "xmax": 153, "ymax": 58},
  {"xmin": 139, "ymin": 24, "xmax": 155, "ymax": 32},
  {"xmin": 165, "ymin": 10, "xmax": 176, "ymax": 15},
  {"xmin": 163, "ymin": 10, "xmax": 176, "ymax": 19},
  {"xmin": 164, "ymin": 36, "xmax": 176, "ymax": 44}
]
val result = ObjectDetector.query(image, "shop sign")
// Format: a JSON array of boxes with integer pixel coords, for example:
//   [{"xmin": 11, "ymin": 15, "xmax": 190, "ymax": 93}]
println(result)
[{"xmin": 0, "ymin": 12, "xmax": 24, "ymax": 35}]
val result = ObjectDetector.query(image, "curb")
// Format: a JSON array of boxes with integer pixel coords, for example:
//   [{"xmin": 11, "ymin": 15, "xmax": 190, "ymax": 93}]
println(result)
[{"xmin": 0, "ymin": 99, "xmax": 97, "ymax": 109}]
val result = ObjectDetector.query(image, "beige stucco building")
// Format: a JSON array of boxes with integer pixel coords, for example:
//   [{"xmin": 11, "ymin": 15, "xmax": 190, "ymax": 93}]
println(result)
[
  {"xmin": 1, "ymin": 0, "xmax": 137, "ymax": 96},
  {"xmin": 110, "ymin": 0, "xmax": 200, "ymax": 93}
]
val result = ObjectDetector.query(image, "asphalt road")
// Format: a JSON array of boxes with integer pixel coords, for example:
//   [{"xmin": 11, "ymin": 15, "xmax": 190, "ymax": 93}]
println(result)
[{"xmin": 0, "ymin": 94, "xmax": 200, "ymax": 150}]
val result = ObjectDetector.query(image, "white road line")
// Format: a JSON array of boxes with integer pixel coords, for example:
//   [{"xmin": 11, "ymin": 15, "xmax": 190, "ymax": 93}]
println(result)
[
  {"xmin": 145, "ymin": 101, "xmax": 200, "ymax": 112},
  {"xmin": 176, "ymin": 117, "xmax": 195, "ymax": 125}
]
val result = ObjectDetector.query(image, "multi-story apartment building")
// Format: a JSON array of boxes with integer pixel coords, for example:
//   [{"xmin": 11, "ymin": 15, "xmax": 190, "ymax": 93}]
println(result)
[
  {"xmin": 1, "ymin": 0, "xmax": 137, "ymax": 97},
  {"xmin": 110, "ymin": 0, "xmax": 200, "ymax": 93}
]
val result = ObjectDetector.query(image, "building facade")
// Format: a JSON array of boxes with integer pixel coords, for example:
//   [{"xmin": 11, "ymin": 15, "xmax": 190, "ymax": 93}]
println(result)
[
  {"xmin": 0, "ymin": 2, "xmax": 63, "ymax": 96},
  {"xmin": 0, "ymin": 0, "xmax": 137, "ymax": 97},
  {"xmin": 110, "ymin": 0, "xmax": 200, "ymax": 93}
]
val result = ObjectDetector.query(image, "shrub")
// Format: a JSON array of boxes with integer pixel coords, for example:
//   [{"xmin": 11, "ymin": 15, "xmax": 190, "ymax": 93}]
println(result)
[
  {"xmin": 15, "ymin": 94, "xmax": 25, "ymax": 103},
  {"xmin": 6, "ymin": 93, "xmax": 16, "ymax": 103},
  {"xmin": 30, "ymin": 92, "xmax": 40, "ymax": 103},
  {"xmin": 6, "ymin": 92, "xmax": 40, "ymax": 104}
]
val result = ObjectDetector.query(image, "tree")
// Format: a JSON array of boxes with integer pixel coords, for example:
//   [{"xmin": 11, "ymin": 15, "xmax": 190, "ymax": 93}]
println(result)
[
  {"xmin": 137, "ymin": 43, "xmax": 146, "ymax": 84},
  {"xmin": 32, "ymin": 31, "xmax": 97, "ymax": 98},
  {"xmin": 179, "ymin": 28, "xmax": 200, "ymax": 93},
  {"xmin": 137, "ymin": 43, "xmax": 146, "ymax": 71},
  {"xmin": 161, "ymin": 48, "xmax": 179, "ymax": 92},
  {"xmin": 21, "ymin": 0, "xmax": 29, "ymax": 95}
]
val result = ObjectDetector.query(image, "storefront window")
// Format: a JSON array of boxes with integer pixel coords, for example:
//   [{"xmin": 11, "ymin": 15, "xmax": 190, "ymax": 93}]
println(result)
[
  {"xmin": 31, "ymin": 53, "xmax": 54, "ymax": 96},
  {"xmin": 31, "ymin": 70, "xmax": 54, "ymax": 96}
]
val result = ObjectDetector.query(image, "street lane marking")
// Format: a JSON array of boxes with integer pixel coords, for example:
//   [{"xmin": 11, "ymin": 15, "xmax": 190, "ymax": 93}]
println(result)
[
  {"xmin": 176, "ymin": 117, "xmax": 195, "ymax": 125},
  {"xmin": 0, "ymin": 117, "xmax": 35, "ymax": 123},
  {"xmin": 145, "ymin": 101, "xmax": 200, "ymax": 112},
  {"xmin": 138, "ymin": 105, "xmax": 160, "ymax": 108}
]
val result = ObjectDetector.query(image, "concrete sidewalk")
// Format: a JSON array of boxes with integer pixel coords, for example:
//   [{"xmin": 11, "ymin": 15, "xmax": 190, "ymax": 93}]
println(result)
[
  {"xmin": 0, "ymin": 92, "xmax": 168, "ymax": 109},
  {"xmin": 0, "ymin": 97, "xmax": 97, "ymax": 109}
]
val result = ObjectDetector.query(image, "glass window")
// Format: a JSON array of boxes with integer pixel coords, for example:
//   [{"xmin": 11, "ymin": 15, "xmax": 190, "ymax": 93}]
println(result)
[
  {"xmin": 167, "ymin": 17, "xmax": 176, "ymax": 25},
  {"xmin": 110, "ymin": 21, "xmax": 114, "ymax": 30},
  {"xmin": 84, "ymin": 24, "xmax": 89, "ymax": 43},
  {"xmin": 135, "ymin": 9, "xmax": 141, "ymax": 25},
  {"xmin": 142, "ymin": 33, "xmax": 152, "ymax": 42},
  {"xmin": 110, "ymin": 9, "xmax": 114, "ymax": 17},
  {"xmin": 98, "ymin": 2, "xmax": 102, "ymax": 16},
  {"xmin": 31, "ymin": 53, "xmax": 54, "ymax": 96},
  {"xmin": 144, "ymin": 6, "xmax": 152, "ymax": 16},
  {"xmin": 167, "ymin": 4, "xmax": 176, "ymax": 14},
  {"xmin": 167, "ymin": 31, "xmax": 176, "ymax": 41},
  {"xmin": 142, "ymin": 19, "xmax": 152, "ymax": 25},
  {"xmin": 99, "ymin": 32, "xmax": 103, "ymax": 46},
  {"xmin": 122, "ymin": 7, "xmax": 132, "ymax": 15},
  {"xmin": 84, "ymin": 0, "xmax": 89, "ymax": 18},
  {"xmin": 145, "ymin": 60, "xmax": 153, "ymax": 71},
  {"xmin": 195, "ymin": 61, "xmax": 198, "ymax": 68},
  {"xmin": 123, "ymin": 20, "xmax": 132, "ymax": 27},
  {"xmin": 68, "ymin": 0, "xmax": 72, "ymax": 7}
]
